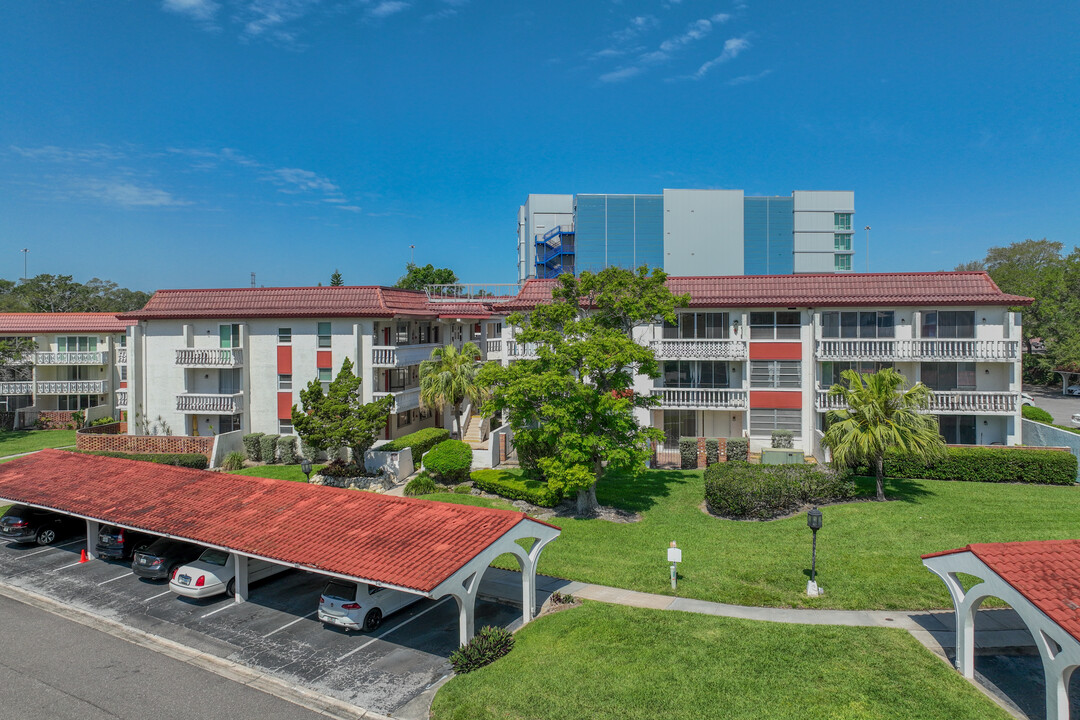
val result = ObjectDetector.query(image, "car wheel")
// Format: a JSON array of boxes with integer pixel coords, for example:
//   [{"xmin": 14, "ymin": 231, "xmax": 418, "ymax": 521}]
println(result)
[
  {"xmin": 226, "ymin": 579, "xmax": 236, "ymax": 597},
  {"xmin": 35, "ymin": 527, "xmax": 57, "ymax": 546},
  {"xmin": 363, "ymin": 608, "xmax": 382, "ymax": 632}
]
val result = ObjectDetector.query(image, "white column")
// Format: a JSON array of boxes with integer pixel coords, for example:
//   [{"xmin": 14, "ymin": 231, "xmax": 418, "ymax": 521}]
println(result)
[
  {"xmin": 1045, "ymin": 662, "xmax": 1071, "ymax": 720},
  {"xmin": 520, "ymin": 555, "xmax": 535, "ymax": 624},
  {"xmin": 233, "ymin": 553, "xmax": 249, "ymax": 603},
  {"xmin": 955, "ymin": 596, "xmax": 977, "ymax": 678},
  {"xmin": 85, "ymin": 520, "xmax": 99, "ymax": 560}
]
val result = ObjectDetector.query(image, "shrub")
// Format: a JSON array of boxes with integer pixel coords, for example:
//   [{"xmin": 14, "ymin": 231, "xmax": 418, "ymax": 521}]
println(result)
[
  {"xmin": 404, "ymin": 474, "xmax": 438, "ymax": 496},
  {"xmin": 471, "ymin": 469, "xmax": 560, "ymax": 507},
  {"xmin": 549, "ymin": 591, "xmax": 576, "ymax": 605},
  {"xmin": 448, "ymin": 625, "xmax": 515, "ymax": 674},
  {"xmin": 705, "ymin": 438, "xmax": 720, "ymax": 466},
  {"xmin": 277, "ymin": 436, "xmax": 298, "ymax": 465},
  {"xmin": 380, "ymin": 427, "xmax": 450, "ymax": 459},
  {"xmin": 300, "ymin": 438, "xmax": 321, "ymax": 461},
  {"xmin": 454, "ymin": 484, "xmax": 473, "ymax": 494},
  {"xmin": 221, "ymin": 451, "xmax": 246, "ymax": 471},
  {"xmin": 1022, "ymin": 404, "xmax": 1055, "ymax": 424},
  {"xmin": 771, "ymin": 430, "xmax": 794, "ymax": 449},
  {"xmin": 90, "ymin": 416, "xmax": 115, "ymax": 427},
  {"xmin": 877, "ymin": 446, "xmax": 1077, "ymax": 486},
  {"xmin": 243, "ymin": 433, "xmax": 264, "ymax": 461},
  {"xmin": 259, "ymin": 434, "xmax": 280, "ymax": 464},
  {"xmin": 320, "ymin": 459, "xmax": 366, "ymax": 478},
  {"xmin": 704, "ymin": 462, "xmax": 855, "ymax": 520},
  {"xmin": 80, "ymin": 451, "xmax": 209, "ymax": 470},
  {"xmin": 422, "ymin": 439, "xmax": 473, "ymax": 483},
  {"xmin": 678, "ymin": 437, "xmax": 698, "ymax": 469},
  {"xmin": 727, "ymin": 438, "xmax": 748, "ymax": 462}
]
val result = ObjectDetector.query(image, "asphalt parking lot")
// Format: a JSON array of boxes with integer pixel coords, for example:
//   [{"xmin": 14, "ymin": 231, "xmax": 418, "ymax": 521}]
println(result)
[
  {"xmin": 0, "ymin": 533, "xmax": 523, "ymax": 717},
  {"xmin": 1024, "ymin": 384, "xmax": 1080, "ymax": 426}
]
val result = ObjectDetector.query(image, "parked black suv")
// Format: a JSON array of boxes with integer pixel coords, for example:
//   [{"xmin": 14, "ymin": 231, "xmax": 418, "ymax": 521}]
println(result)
[
  {"xmin": 0, "ymin": 505, "xmax": 79, "ymax": 545},
  {"xmin": 132, "ymin": 538, "xmax": 203, "ymax": 580},
  {"xmin": 95, "ymin": 525, "xmax": 154, "ymax": 560}
]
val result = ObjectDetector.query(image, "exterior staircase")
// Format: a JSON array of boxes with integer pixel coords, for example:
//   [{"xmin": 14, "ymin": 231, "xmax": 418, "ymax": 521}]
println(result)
[{"xmin": 463, "ymin": 415, "xmax": 485, "ymax": 446}]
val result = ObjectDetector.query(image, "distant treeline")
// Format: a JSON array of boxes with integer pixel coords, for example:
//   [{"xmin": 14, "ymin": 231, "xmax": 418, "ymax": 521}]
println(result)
[{"xmin": 0, "ymin": 274, "xmax": 152, "ymax": 313}]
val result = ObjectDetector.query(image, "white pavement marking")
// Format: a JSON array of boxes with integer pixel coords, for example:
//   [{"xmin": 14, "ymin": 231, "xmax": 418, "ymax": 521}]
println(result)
[
  {"xmin": 146, "ymin": 590, "xmax": 173, "ymax": 602},
  {"xmin": 53, "ymin": 560, "xmax": 92, "ymax": 572},
  {"xmin": 98, "ymin": 571, "xmax": 134, "ymax": 586},
  {"xmin": 336, "ymin": 597, "xmax": 450, "ymax": 662},
  {"xmin": 13, "ymin": 539, "xmax": 86, "ymax": 558},
  {"xmin": 262, "ymin": 610, "xmax": 318, "ymax": 639},
  {"xmin": 200, "ymin": 602, "xmax": 236, "ymax": 620}
]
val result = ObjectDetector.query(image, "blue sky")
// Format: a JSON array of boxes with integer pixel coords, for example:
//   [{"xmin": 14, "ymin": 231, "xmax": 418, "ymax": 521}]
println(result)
[{"xmin": 1, "ymin": 1, "xmax": 1077, "ymax": 291}]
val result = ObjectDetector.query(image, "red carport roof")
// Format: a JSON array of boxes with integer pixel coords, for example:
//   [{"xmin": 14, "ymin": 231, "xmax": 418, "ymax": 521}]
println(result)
[
  {"xmin": 0, "ymin": 450, "xmax": 558, "ymax": 593},
  {"xmin": 923, "ymin": 540, "xmax": 1080, "ymax": 643},
  {"xmin": 0, "ymin": 313, "xmax": 134, "ymax": 333}
]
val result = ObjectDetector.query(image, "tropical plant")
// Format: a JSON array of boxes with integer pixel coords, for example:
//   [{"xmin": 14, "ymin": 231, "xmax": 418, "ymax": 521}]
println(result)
[
  {"xmin": 330, "ymin": 269, "xmax": 344, "ymax": 286},
  {"xmin": 821, "ymin": 368, "xmax": 946, "ymax": 501},
  {"xmin": 292, "ymin": 358, "xmax": 395, "ymax": 461},
  {"xmin": 419, "ymin": 342, "xmax": 485, "ymax": 439}
]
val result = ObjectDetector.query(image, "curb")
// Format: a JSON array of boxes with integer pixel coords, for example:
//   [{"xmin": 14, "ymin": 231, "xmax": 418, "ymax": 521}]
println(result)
[{"xmin": 0, "ymin": 581, "xmax": 392, "ymax": 720}]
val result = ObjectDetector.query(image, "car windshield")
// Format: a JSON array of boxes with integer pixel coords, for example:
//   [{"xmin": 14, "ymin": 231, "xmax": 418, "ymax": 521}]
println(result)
[
  {"xmin": 199, "ymin": 549, "xmax": 229, "ymax": 566},
  {"xmin": 323, "ymin": 581, "xmax": 356, "ymax": 601}
]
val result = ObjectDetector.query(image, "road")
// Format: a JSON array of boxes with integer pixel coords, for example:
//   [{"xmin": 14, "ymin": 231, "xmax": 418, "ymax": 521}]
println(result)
[{"xmin": 0, "ymin": 595, "xmax": 330, "ymax": 720}]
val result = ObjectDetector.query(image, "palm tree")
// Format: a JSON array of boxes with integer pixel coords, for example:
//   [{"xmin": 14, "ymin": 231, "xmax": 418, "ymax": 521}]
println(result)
[
  {"xmin": 419, "ymin": 342, "xmax": 484, "ymax": 439},
  {"xmin": 821, "ymin": 367, "xmax": 946, "ymax": 502}
]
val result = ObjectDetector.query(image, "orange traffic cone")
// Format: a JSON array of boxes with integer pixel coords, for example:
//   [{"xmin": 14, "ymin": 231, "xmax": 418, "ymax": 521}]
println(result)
[{"xmin": 79, "ymin": 549, "xmax": 88, "ymax": 563}]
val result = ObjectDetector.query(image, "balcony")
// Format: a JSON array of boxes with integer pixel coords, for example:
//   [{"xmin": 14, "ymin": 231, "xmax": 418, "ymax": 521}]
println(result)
[
  {"xmin": 175, "ymin": 349, "xmax": 244, "ymax": 368},
  {"xmin": 0, "ymin": 381, "xmax": 32, "ymax": 395},
  {"xmin": 374, "ymin": 387, "xmax": 422, "ymax": 412},
  {"xmin": 371, "ymin": 343, "xmax": 440, "ymax": 368},
  {"xmin": 651, "ymin": 387, "xmax": 749, "ymax": 410},
  {"xmin": 36, "ymin": 380, "xmax": 109, "ymax": 395},
  {"xmin": 34, "ymin": 351, "xmax": 109, "ymax": 365},
  {"xmin": 486, "ymin": 339, "xmax": 503, "ymax": 357},
  {"xmin": 506, "ymin": 341, "xmax": 538, "ymax": 359},
  {"xmin": 176, "ymin": 392, "xmax": 244, "ymax": 414},
  {"xmin": 648, "ymin": 339, "xmax": 748, "ymax": 360},
  {"xmin": 115, "ymin": 390, "xmax": 128, "ymax": 407},
  {"xmin": 815, "ymin": 389, "xmax": 1018, "ymax": 415},
  {"xmin": 116, "ymin": 348, "xmax": 128, "ymax": 364},
  {"xmin": 815, "ymin": 339, "xmax": 1020, "ymax": 362}
]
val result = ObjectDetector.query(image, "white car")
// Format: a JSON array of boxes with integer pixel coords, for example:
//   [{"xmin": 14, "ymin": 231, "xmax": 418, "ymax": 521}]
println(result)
[
  {"xmin": 318, "ymin": 579, "xmax": 422, "ymax": 632},
  {"xmin": 1072, "ymin": 413, "xmax": 1080, "ymax": 428},
  {"xmin": 1067, "ymin": 386, "xmax": 1080, "ymax": 396},
  {"xmin": 1021, "ymin": 392, "xmax": 1034, "ymax": 406},
  {"xmin": 169, "ymin": 548, "xmax": 287, "ymax": 599}
]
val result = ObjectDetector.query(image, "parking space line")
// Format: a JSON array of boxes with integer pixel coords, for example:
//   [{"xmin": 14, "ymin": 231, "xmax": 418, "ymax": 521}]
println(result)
[
  {"xmin": 98, "ymin": 571, "xmax": 134, "ymax": 586},
  {"xmin": 336, "ymin": 597, "xmax": 450, "ymax": 662},
  {"xmin": 262, "ymin": 610, "xmax": 318, "ymax": 639},
  {"xmin": 53, "ymin": 560, "xmax": 92, "ymax": 572},
  {"xmin": 200, "ymin": 602, "xmax": 236, "ymax": 620},
  {"xmin": 13, "ymin": 539, "xmax": 86, "ymax": 559},
  {"xmin": 145, "ymin": 590, "xmax": 173, "ymax": 602}
]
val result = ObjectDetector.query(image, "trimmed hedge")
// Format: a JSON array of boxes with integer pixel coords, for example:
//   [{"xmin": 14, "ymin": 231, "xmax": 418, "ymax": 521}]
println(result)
[
  {"xmin": 221, "ymin": 451, "xmax": 246, "ymax": 471},
  {"xmin": 277, "ymin": 436, "xmax": 298, "ymax": 465},
  {"xmin": 727, "ymin": 437, "xmax": 748, "ymax": 462},
  {"xmin": 79, "ymin": 450, "xmax": 209, "ymax": 470},
  {"xmin": 471, "ymin": 469, "xmax": 560, "ymax": 507},
  {"xmin": 422, "ymin": 439, "xmax": 473, "ymax": 483},
  {"xmin": 704, "ymin": 462, "xmax": 855, "ymax": 520},
  {"xmin": 404, "ymin": 473, "xmax": 438, "ymax": 496},
  {"xmin": 875, "ymin": 447, "xmax": 1077, "ymax": 486},
  {"xmin": 259, "ymin": 434, "xmax": 280, "ymax": 464},
  {"xmin": 1022, "ymin": 404, "xmax": 1055, "ymax": 424},
  {"xmin": 705, "ymin": 438, "xmax": 720, "ymax": 466},
  {"xmin": 380, "ymin": 427, "xmax": 450, "ymax": 458},
  {"xmin": 679, "ymin": 438, "xmax": 697, "ymax": 469},
  {"xmin": 771, "ymin": 430, "xmax": 794, "ymax": 449},
  {"xmin": 243, "ymin": 433, "xmax": 264, "ymax": 461},
  {"xmin": 300, "ymin": 438, "xmax": 320, "ymax": 461},
  {"xmin": 448, "ymin": 625, "xmax": 515, "ymax": 674}
]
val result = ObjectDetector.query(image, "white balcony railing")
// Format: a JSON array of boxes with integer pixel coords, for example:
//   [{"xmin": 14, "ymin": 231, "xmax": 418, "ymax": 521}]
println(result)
[
  {"xmin": 176, "ymin": 392, "xmax": 244, "ymax": 414},
  {"xmin": 506, "ymin": 341, "xmax": 539, "ymax": 358},
  {"xmin": 34, "ymin": 351, "xmax": 109, "ymax": 365},
  {"xmin": 815, "ymin": 339, "xmax": 1020, "ymax": 362},
  {"xmin": 115, "ymin": 390, "xmax": 128, "ymax": 407},
  {"xmin": 648, "ymin": 339, "xmax": 748, "ymax": 360},
  {"xmin": 651, "ymin": 387, "xmax": 749, "ymax": 410},
  {"xmin": 374, "ymin": 387, "xmax": 422, "ymax": 412},
  {"xmin": 116, "ymin": 348, "xmax": 128, "ymax": 364},
  {"xmin": 36, "ymin": 380, "xmax": 109, "ymax": 395},
  {"xmin": 175, "ymin": 348, "xmax": 244, "ymax": 367},
  {"xmin": 371, "ymin": 343, "xmax": 440, "ymax": 368},
  {"xmin": 816, "ymin": 388, "xmax": 1018, "ymax": 415},
  {"xmin": 486, "ymin": 339, "xmax": 503, "ymax": 355},
  {"xmin": 0, "ymin": 381, "xmax": 33, "ymax": 395}
]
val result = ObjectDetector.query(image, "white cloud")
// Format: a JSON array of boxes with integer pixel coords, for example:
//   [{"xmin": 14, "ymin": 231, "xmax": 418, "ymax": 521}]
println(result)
[
  {"xmin": 270, "ymin": 167, "xmax": 339, "ymax": 194},
  {"xmin": 693, "ymin": 35, "xmax": 752, "ymax": 79},
  {"xmin": 369, "ymin": 1, "xmax": 410, "ymax": 18},
  {"xmin": 79, "ymin": 180, "xmax": 191, "ymax": 208},
  {"xmin": 162, "ymin": 0, "xmax": 220, "ymax": 21},
  {"xmin": 599, "ymin": 66, "xmax": 642, "ymax": 83},
  {"xmin": 727, "ymin": 68, "xmax": 771, "ymax": 85},
  {"xmin": 598, "ymin": 14, "xmax": 727, "ymax": 82},
  {"xmin": 10, "ymin": 145, "xmax": 125, "ymax": 162}
]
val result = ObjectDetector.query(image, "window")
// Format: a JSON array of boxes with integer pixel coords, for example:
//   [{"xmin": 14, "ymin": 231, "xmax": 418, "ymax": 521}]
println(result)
[
  {"xmin": 394, "ymin": 323, "xmax": 409, "ymax": 346},
  {"xmin": 663, "ymin": 312, "xmax": 729, "ymax": 340},
  {"xmin": 834, "ymin": 213, "xmax": 852, "ymax": 231},
  {"xmin": 662, "ymin": 361, "xmax": 729, "ymax": 388},
  {"xmin": 821, "ymin": 311, "xmax": 894, "ymax": 339},
  {"xmin": 922, "ymin": 311, "xmax": 975, "ymax": 339},
  {"xmin": 396, "ymin": 411, "xmax": 412, "ymax": 429},
  {"xmin": 317, "ymin": 322, "xmax": 332, "ymax": 348},
  {"xmin": 939, "ymin": 415, "xmax": 976, "ymax": 445},
  {"xmin": 117, "ymin": 334, "xmax": 126, "ymax": 348},
  {"xmin": 387, "ymin": 368, "xmax": 410, "ymax": 391},
  {"xmin": 834, "ymin": 255, "xmax": 852, "ymax": 272},
  {"xmin": 59, "ymin": 394, "xmax": 99, "ymax": 410},
  {"xmin": 120, "ymin": 365, "xmax": 128, "ymax": 381},
  {"xmin": 750, "ymin": 361, "xmax": 802, "ymax": 388},
  {"xmin": 749, "ymin": 311, "xmax": 801, "ymax": 340},
  {"xmin": 921, "ymin": 362, "xmax": 976, "ymax": 391},
  {"xmin": 750, "ymin": 409, "xmax": 802, "ymax": 436},
  {"xmin": 218, "ymin": 415, "xmax": 241, "ymax": 433},
  {"xmin": 57, "ymin": 336, "xmax": 97, "ymax": 353},
  {"xmin": 821, "ymin": 361, "xmax": 893, "ymax": 387},
  {"xmin": 662, "ymin": 410, "xmax": 697, "ymax": 449},
  {"xmin": 219, "ymin": 324, "xmax": 240, "ymax": 349},
  {"xmin": 278, "ymin": 420, "xmax": 293, "ymax": 435},
  {"xmin": 318, "ymin": 367, "xmax": 332, "ymax": 391},
  {"xmin": 278, "ymin": 374, "xmax": 292, "ymax": 391},
  {"xmin": 834, "ymin": 234, "xmax": 852, "ymax": 251},
  {"xmin": 278, "ymin": 327, "xmax": 292, "ymax": 344}
]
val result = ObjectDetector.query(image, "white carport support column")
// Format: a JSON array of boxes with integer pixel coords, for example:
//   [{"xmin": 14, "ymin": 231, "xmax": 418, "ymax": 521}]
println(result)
[
  {"xmin": 924, "ymin": 552, "xmax": 1080, "ymax": 720},
  {"xmin": 233, "ymin": 553, "xmax": 248, "ymax": 603},
  {"xmin": 432, "ymin": 519, "xmax": 561, "ymax": 646},
  {"xmin": 85, "ymin": 520, "xmax": 99, "ymax": 560}
]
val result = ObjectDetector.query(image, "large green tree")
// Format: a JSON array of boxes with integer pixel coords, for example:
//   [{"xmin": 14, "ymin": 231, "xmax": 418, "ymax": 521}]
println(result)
[
  {"xmin": 291, "ymin": 358, "xmax": 394, "ymax": 462},
  {"xmin": 393, "ymin": 263, "xmax": 458, "ymax": 291},
  {"xmin": 822, "ymin": 368, "xmax": 945, "ymax": 502},
  {"xmin": 419, "ymin": 343, "xmax": 485, "ymax": 439},
  {"xmin": 481, "ymin": 266, "xmax": 688, "ymax": 515},
  {"xmin": 0, "ymin": 274, "xmax": 151, "ymax": 313}
]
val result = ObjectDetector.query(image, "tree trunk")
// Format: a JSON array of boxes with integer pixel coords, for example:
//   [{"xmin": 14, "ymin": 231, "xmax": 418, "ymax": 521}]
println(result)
[
  {"xmin": 576, "ymin": 481, "xmax": 599, "ymax": 515},
  {"xmin": 454, "ymin": 403, "xmax": 462, "ymax": 440},
  {"xmin": 875, "ymin": 454, "xmax": 886, "ymax": 502}
]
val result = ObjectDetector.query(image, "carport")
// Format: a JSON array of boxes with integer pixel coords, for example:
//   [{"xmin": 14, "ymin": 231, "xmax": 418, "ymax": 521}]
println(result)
[
  {"xmin": 0, "ymin": 450, "xmax": 560, "ymax": 645},
  {"xmin": 923, "ymin": 540, "xmax": 1080, "ymax": 720}
]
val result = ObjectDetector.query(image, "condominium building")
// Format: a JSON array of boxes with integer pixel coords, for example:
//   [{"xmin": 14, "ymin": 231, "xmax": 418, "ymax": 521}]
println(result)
[{"xmin": 518, "ymin": 189, "xmax": 856, "ymax": 281}]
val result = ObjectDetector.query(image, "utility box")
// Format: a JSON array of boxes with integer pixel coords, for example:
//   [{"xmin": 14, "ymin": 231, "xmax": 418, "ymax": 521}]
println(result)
[{"xmin": 761, "ymin": 449, "xmax": 805, "ymax": 465}]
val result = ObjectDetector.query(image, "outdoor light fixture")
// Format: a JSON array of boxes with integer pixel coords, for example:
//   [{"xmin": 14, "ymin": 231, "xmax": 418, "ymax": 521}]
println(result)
[
  {"xmin": 301, "ymin": 458, "xmax": 313, "ymax": 482},
  {"xmin": 807, "ymin": 507, "xmax": 823, "ymax": 597}
]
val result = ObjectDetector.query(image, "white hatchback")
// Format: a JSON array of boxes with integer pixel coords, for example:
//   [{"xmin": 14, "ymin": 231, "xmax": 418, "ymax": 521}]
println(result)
[
  {"xmin": 169, "ymin": 548, "xmax": 287, "ymax": 599},
  {"xmin": 318, "ymin": 579, "xmax": 422, "ymax": 632}
]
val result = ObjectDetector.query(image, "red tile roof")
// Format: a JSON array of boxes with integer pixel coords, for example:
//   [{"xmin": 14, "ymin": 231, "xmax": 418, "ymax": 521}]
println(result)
[
  {"xmin": 495, "ymin": 272, "xmax": 1033, "ymax": 311},
  {"xmin": 0, "ymin": 450, "xmax": 558, "ymax": 593},
  {"xmin": 923, "ymin": 540, "xmax": 1080, "ymax": 642},
  {"xmin": 0, "ymin": 313, "xmax": 133, "ymax": 334}
]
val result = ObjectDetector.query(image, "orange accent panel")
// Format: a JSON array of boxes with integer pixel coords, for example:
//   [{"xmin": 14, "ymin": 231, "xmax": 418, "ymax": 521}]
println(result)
[
  {"xmin": 278, "ymin": 392, "xmax": 293, "ymax": 420},
  {"xmin": 316, "ymin": 350, "xmax": 332, "ymax": 369},
  {"xmin": 749, "ymin": 342, "xmax": 803, "ymax": 360},
  {"xmin": 277, "ymin": 346, "xmax": 292, "ymax": 374},
  {"xmin": 119, "ymin": 381, "xmax": 127, "ymax": 389},
  {"xmin": 750, "ymin": 391, "xmax": 804, "ymax": 409}
]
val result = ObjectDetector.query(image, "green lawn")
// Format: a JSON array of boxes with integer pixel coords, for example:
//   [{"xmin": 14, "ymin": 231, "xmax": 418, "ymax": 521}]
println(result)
[
  {"xmin": 420, "ymin": 470, "xmax": 1080, "ymax": 610},
  {"xmin": 228, "ymin": 464, "xmax": 325, "ymax": 482},
  {"xmin": 432, "ymin": 602, "xmax": 1010, "ymax": 720},
  {"xmin": 0, "ymin": 429, "xmax": 78, "ymax": 458}
]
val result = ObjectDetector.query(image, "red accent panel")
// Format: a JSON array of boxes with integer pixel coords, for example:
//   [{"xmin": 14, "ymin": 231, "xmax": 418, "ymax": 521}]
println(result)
[
  {"xmin": 749, "ymin": 342, "xmax": 803, "ymax": 360},
  {"xmin": 277, "ymin": 346, "xmax": 292, "ymax": 374},
  {"xmin": 316, "ymin": 351, "xmax": 332, "ymax": 369},
  {"xmin": 750, "ymin": 391, "xmax": 804, "ymax": 409},
  {"xmin": 278, "ymin": 392, "xmax": 293, "ymax": 420},
  {"xmin": 119, "ymin": 381, "xmax": 127, "ymax": 389}
]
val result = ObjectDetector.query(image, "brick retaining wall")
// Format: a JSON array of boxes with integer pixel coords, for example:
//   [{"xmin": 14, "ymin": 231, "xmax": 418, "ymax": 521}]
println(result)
[{"xmin": 76, "ymin": 429, "xmax": 214, "ymax": 462}]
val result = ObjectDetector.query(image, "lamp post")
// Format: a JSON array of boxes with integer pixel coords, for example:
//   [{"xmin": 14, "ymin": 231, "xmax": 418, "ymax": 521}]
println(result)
[
  {"xmin": 300, "ymin": 458, "xmax": 312, "ymax": 483},
  {"xmin": 864, "ymin": 226, "xmax": 871, "ymax": 273},
  {"xmin": 807, "ymin": 507, "xmax": 823, "ymax": 597}
]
